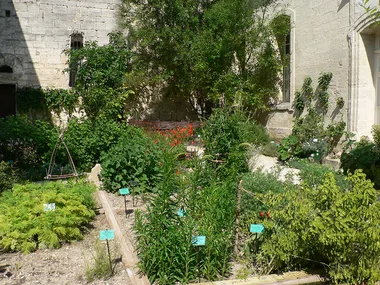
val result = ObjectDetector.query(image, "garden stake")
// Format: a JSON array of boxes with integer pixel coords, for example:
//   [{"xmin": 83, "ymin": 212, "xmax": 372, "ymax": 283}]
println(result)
[
  {"xmin": 106, "ymin": 239, "xmax": 113, "ymax": 275},
  {"xmin": 197, "ymin": 246, "xmax": 200, "ymax": 283},
  {"xmin": 191, "ymin": 236, "xmax": 206, "ymax": 283},
  {"xmin": 119, "ymin": 188, "xmax": 130, "ymax": 218}
]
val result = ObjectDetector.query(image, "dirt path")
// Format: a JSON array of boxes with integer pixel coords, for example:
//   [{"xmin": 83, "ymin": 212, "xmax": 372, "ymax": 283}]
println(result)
[{"xmin": 0, "ymin": 193, "xmax": 134, "ymax": 285}]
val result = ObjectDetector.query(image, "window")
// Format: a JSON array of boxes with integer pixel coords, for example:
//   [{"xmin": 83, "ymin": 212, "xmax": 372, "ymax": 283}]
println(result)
[
  {"xmin": 5, "ymin": 10, "xmax": 10, "ymax": 17},
  {"xmin": 282, "ymin": 32, "xmax": 291, "ymax": 102},
  {"xmin": 69, "ymin": 33, "xmax": 83, "ymax": 87},
  {"xmin": 273, "ymin": 15, "xmax": 291, "ymax": 103},
  {"xmin": 0, "ymin": 65, "xmax": 13, "ymax": 73}
]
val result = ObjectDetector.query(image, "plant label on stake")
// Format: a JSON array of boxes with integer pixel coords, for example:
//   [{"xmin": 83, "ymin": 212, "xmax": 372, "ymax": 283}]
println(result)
[
  {"xmin": 177, "ymin": 209, "xmax": 186, "ymax": 217},
  {"xmin": 119, "ymin": 188, "xmax": 130, "ymax": 218},
  {"xmin": 192, "ymin": 236, "xmax": 206, "ymax": 283},
  {"xmin": 99, "ymin": 230, "xmax": 114, "ymax": 275},
  {"xmin": 44, "ymin": 203, "xmax": 56, "ymax": 212},
  {"xmin": 250, "ymin": 224, "xmax": 264, "ymax": 233},
  {"xmin": 250, "ymin": 224, "xmax": 264, "ymax": 254}
]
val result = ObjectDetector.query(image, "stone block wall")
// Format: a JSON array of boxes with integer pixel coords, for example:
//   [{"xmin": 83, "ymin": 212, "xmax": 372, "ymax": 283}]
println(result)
[{"xmin": 0, "ymin": 0, "xmax": 121, "ymax": 88}]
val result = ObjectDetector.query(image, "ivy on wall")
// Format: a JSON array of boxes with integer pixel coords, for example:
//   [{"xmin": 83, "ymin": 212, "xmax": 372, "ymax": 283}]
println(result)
[{"xmin": 16, "ymin": 87, "xmax": 79, "ymax": 119}]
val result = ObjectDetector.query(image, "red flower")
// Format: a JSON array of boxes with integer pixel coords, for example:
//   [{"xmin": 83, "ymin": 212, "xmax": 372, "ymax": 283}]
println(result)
[
  {"xmin": 259, "ymin": 212, "xmax": 265, "ymax": 218},
  {"xmin": 175, "ymin": 171, "xmax": 180, "ymax": 175}
]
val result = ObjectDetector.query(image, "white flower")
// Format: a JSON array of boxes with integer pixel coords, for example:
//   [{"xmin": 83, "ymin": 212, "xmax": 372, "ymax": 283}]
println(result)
[{"xmin": 313, "ymin": 138, "xmax": 318, "ymax": 142}]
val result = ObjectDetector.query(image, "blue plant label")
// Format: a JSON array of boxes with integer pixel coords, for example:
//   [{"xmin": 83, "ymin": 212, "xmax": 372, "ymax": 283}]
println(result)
[
  {"xmin": 250, "ymin": 224, "xmax": 264, "ymax": 233},
  {"xmin": 177, "ymin": 209, "xmax": 186, "ymax": 217},
  {"xmin": 100, "ymin": 230, "xmax": 115, "ymax": 241},
  {"xmin": 119, "ymin": 188, "xmax": 130, "ymax": 195},
  {"xmin": 192, "ymin": 235, "xmax": 206, "ymax": 246},
  {"xmin": 44, "ymin": 203, "xmax": 56, "ymax": 212}
]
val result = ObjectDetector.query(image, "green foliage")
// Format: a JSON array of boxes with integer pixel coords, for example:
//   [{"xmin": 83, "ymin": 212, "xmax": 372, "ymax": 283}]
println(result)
[
  {"xmin": 63, "ymin": 118, "xmax": 132, "ymax": 170},
  {"xmin": 259, "ymin": 170, "xmax": 380, "ymax": 284},
  {"xmin": 84, "ymin": 239, "xmax": 116, "ymax": 281},
  {"xmin": 135, "ymin": 157, "xmax": 236, "ymax": 284},
  {"xmin": 278, "ymin": 135, "xmax": 302, "ymax": 161},
  {"xmin": 201, "ymin": 107, "xmax": 269, "ymax": 159},
  {"xmin": 336, "ymin": 97, "xmax": 344, "ymax": 108},
  {"xmin": 0, "ymin": 161, "xmax": 15, "ymax": 193},
  {"xmin": 120, "ymin": 0, "xmax": 284, "ymax": 115},
  {"xmin": 341, "ymin": 141, "xmax": 380, "ymax": 188},
  {"xmin": 16, "ymin": 87, "xmax": 79, "ymax": 118},
  {"xmin": 0, "ymin": 116, "xmax": 57, "ymax": 176},
  {"xmin": 100, "ymin": 127, "xmax": 165, "ymax": 193},
  {"xmin": 280, "ymin": 73, "xmax": 345, "ymax": 161},
  {"xmin": 65, "ymin": 32, "xmax": 133, "ymax": 121},
  {"xmin": 317, "ymin": 72, "xmax": 332, "ymax": 111},
  {"xmin": 0, "ymin": 180, "xmax": 95, "ymax": 253}
]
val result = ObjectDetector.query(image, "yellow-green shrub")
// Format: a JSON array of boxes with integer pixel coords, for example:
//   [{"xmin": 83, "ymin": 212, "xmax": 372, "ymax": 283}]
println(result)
[
  {"xmin": 258, "ymin": 170, "xmax": 380, "ymax": 284},
  {"xmin": 0, "ymin": 180, "xmax": 95, "ymax": 253}
]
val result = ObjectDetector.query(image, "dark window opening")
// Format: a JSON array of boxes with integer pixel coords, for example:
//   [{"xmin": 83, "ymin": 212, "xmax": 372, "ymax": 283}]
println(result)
[
  {"xmin": 69, "ymin": 34, "xmax": 83, "ymax": 87},
  {"xmin": 0, "ymin": 65, "xmax": 13, "ymax": 73},
  {"xmin": 0, "ymin": 84, "xmax": 16, "ymax": 118},
  {"xmin": 272, "ymin": 14, "xmax": 291, "ymax": 103},
  {"xmin": 5, "ymin": 10, "xmax": 11, "ymax": 17}
]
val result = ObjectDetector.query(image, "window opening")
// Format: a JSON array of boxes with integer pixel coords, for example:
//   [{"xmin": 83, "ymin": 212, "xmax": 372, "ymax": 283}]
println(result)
[
  {"xmin": 273, "ymin": 15, "xmax": 291, "ymax": 103},
  {"xmin": 0, "ymin": 65, "xmax": 13, "ymax": 73},
  {"xmin": 5, "ymin": 10, "xmax": 10, "ymax": 17},
  {"xmin": 69, "ymin": 33, "xmax": 83, "ymax": 87}
]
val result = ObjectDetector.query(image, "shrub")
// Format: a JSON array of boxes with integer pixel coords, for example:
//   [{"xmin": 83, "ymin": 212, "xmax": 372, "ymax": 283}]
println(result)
[
  {"xmin": 0, "ymin": 161, "xmax": 15, "ymax": 193},
  {"xmin": 0, "ymin": 180, "xmax": 95, "ymax": 253},
  {"xmin": 258, "ymin": 170, "xmax": 380, "ymax": 284},
  {"xmin": 0, "ymin": 116, "xmax": 57, "ymax": 179},
  {"xmin": 340, "ymin": 128, "xmax": 380, "ymax": 189},
  {"xmin": 201, "ymin": 107, "xmax": 269, "ymax": 159},
  {"xmin": 100, "ymin": 127, "xmax": 165, "ymax": 193},
  {"xmin": 63, "ymin": 118, "xmax": 133, "ymax": 170}
]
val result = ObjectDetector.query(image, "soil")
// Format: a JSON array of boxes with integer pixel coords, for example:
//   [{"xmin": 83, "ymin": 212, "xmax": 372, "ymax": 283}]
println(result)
[{"xmin": 0, "ymin": 191, "xmax": 135, "ymax": 285}]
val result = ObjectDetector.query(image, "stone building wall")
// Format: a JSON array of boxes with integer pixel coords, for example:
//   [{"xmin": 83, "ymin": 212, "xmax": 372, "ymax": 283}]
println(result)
[{"xmin": 0, "ymin": 0, "xmax": 120, "ymax": 89}]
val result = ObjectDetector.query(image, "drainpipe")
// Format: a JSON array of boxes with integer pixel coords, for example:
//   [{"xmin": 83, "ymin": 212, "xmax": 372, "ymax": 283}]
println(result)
[{"xmin": 347, "ymin": 0, "xmax": 355, "ymax": 133}]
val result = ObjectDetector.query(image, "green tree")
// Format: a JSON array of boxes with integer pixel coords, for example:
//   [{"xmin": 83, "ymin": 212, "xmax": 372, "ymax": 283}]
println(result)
[
  {"xmin": 65, "ymin": 32, "xmax": 134, "ymax": 121},
  {"xmin": 120, "ymin": 0, "xmax": 286, "ymax": 117}
]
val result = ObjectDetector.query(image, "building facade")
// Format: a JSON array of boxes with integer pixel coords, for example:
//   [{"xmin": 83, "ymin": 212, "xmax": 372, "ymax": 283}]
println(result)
[
  {"xmin": 266, "ymin": 0, "xmax": 380, "ymax": 139},
  {"xmin": 0, "ymin": 0, "xmax": 120, "ymax": 117}
]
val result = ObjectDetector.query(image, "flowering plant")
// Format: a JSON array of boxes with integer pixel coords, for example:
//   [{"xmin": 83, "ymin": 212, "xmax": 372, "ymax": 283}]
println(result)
[{"xmin": 157, "ymin": 124, "xmax": 194, "ymax": 146}]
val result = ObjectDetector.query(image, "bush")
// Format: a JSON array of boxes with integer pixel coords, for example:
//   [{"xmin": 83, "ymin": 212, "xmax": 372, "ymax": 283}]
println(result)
[
  {"xmin": 340, "ymin": 129, "xmax": 380, "ymax": 189},
  {"xmin": 258, "ymin": 170, "xmax": 380, "ymax": 284},
  {"xmin": 0, "ymin": 180, "xmax": 95, "ymax": 253},
  {"xmin": 201, "ymin": 107, "xmax": 269, "ymax": 159},
  {"xmin": 63, "ymin": 118, "xmax": 133, "ymax": 170},
  {"xmin": 0, "ymin": 116, "xmax": 57, "ymax": 179},
  {"xmin": 0, "ymin": 161, "xmax": 15, "ymax": 193},
  {"xmin": 100, "ymin": 127, "xmax": 165, "ymax": 193}
]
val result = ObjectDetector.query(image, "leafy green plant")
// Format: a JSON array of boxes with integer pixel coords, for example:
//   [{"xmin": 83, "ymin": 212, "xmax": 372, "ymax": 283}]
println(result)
[
  {"xmin": 278, "ymin": 135, "xmax": 302, "ymax": 161},
  {"xmin": 63, "ymin": 118, "xmax": 132, "ymax": 170},
  {"xmin": 0, "ymin": 161, "xmax": 15, "ymax": 194},
  {"xmin": 0, "ymin": 180, "xmax": 95, "ymax": 253},
  {"xmin": 201, "ymin": 107, "xmax": 269, "ymax": 159},
  {"xmin": 259, "ymin": 170, "xmax": 380, "ymax": 284},
  {"xmin": 100, "ymin": 127, "xmax": 165, "ymax": 193},
  {"xmin": 261, "ymin": 141, "xmax": 280, "ymax": 157},
  {"xmin": 65, "ymin": 32, "xmax": 133, "ymax": 121},
  {"xmin": 317, "ymin": 72, "xmax": 332, "ymax": 111},
  {"xmin": 0, "ymin": 115, "xmax": 57, "ymax": 179},
  {"xmin": 336, "ymin": 97, "xmax": 344, "ymax": 108}
]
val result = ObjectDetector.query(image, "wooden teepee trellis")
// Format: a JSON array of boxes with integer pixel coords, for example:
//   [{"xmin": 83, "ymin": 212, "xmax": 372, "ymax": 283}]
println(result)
[{"xmin": 44, "ymin": 127, "xmax": 78, "ymax": 180}]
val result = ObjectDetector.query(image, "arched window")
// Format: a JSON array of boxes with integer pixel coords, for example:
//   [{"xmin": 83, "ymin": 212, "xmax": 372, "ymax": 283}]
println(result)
[
  {"xmin": 0, "ymin": 65, "xmax": 13, "ymax": 73},
  {"xmin": 272, "ymin": 15, "xmax": 291, "ymax": 102},
  {"xmin": 69, "ymin": 33, "xmax": 83, "ymax": 87}
]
